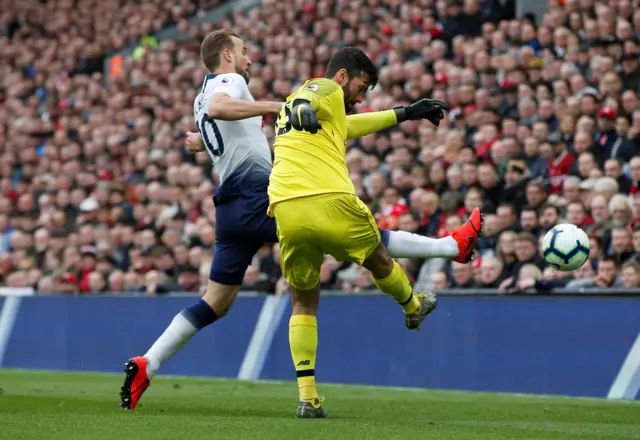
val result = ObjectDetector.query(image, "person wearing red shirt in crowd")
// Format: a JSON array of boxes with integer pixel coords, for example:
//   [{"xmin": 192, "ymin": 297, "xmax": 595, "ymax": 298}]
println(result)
[
  {"xmin": 567, "ymin": 201, "xmax": 595, "ymax": 229},
  {"xmin": 423, "ymin": 12, "xmax": 444, "ymax": 41},
  {"xmin": 376, "ymin": 187, "xmax": 409, "ymax": 231},
  {"xmin": 547, "ymin": 132, "xmax": 575, "ymax": 193},
  {"xmin": 413, "ymin": 191, "xmax": 446, "ymax": 237},
  {"xmin": 56, "ymin": 273, "xmax": 80, "ymax": 295},
  {"xmin": 77, "ymin": 246, "xmax": 98, "ymax": 293}
]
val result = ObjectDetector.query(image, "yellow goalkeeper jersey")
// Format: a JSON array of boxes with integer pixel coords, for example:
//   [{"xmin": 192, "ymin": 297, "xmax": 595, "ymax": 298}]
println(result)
[{"xmin": 267, "ymin": 78, "xmax": 353, "ymax": 213}]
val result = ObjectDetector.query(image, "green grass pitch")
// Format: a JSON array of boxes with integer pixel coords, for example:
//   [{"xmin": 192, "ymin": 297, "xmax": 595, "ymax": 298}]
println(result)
[{"xmin": 0, "ymin": 369, "xmax": 639, "ymax": 440}]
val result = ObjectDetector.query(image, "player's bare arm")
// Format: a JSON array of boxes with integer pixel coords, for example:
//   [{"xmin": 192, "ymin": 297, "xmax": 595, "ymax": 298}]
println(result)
[
  {"xmin": 185, "ymin": 131, "xmax": 205, "ymax": 152},
  {"xmin": 209, "ymin": 92, "xmax": 283, "ymax": 121}
]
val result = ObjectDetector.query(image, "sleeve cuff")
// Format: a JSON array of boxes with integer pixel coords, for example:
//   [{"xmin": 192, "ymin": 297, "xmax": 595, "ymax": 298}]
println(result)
[{"xmin": 393, "ymin": 106, "xmax": 407, "ymax": 123}]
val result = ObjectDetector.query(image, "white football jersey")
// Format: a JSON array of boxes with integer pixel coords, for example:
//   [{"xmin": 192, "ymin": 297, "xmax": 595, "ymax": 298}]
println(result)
[{"xmin": 193, "ymin": 73, "xmax": 272, "ymax": 185}]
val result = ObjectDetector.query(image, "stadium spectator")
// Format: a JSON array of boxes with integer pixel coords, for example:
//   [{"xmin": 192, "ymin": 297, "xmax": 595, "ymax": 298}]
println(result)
[
  {"xmin": 621, "ymin": 260, "xmax": 640, "ymax": 288},
  {"xmin": 450, "ymin": 261, "xmax": 475, "ymax": 288},
  {"xmin": 1, "ymin": 0, "xmax": 639, "ymax": 295},
  {"xmin": 432, "ymin": 271, "xmax": 450, "ymax": 290},
  {"xmin": 478, "ymin": 257, "xmax": 505, "ymax": 288}
]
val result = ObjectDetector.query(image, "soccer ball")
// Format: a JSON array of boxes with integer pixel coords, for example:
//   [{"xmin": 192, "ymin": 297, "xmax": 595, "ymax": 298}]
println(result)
[{"xmin": 541, "ymin": 224, "xmax": 590, "ymax": 271}]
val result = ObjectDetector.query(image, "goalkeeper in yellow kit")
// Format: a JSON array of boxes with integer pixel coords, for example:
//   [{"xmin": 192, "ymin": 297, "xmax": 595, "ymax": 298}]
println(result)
[{"xmin": 267, "ymin": 47, "xmax": 452, "ymax": 418}]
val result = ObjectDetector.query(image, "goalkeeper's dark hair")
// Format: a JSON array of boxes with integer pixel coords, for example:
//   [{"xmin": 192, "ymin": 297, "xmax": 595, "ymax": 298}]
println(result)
[{"xmin": 326, "ymin": 47, "xmax": 378, "ymax": 88}]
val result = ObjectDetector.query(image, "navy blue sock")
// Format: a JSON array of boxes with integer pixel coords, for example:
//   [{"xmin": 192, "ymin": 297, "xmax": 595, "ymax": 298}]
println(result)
[
  {"xmin": 378, "ymin": 228, "xmax": 391, "ymax": 248},
  {"xmin": 180, "ymin": 299, "xmax": 218, "ymax": 330}
]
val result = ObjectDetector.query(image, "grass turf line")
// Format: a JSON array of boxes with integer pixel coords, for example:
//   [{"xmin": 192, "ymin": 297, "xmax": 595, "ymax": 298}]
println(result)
[{"xmin": 0, "ymin": 369, "xmax": 638, "ymax": 440}]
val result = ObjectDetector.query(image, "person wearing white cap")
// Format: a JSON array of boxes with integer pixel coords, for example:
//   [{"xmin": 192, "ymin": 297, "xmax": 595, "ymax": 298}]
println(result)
[
  {"xmin": 78, "ymin": 198, "xmax": 100, "ymax": 225},
  {"xmin": 79, "ymin": 197, "xmax": 99, "ymax": 212}
]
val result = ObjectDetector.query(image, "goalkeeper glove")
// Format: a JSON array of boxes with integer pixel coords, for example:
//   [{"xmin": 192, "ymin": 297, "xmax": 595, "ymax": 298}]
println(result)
[
  {"xmin": 290, "ymin": 101, "xmax": 322, "ymax": 134},
  {"xmin": 394, "ymin": 99, "xmax": 450, "ymax": 127}
]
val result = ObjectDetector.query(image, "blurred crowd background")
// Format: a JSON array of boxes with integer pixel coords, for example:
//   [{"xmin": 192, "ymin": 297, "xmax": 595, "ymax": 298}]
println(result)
[{"xmin": 1, "ymin": 0, "xmax": 640, "ymax": 296}]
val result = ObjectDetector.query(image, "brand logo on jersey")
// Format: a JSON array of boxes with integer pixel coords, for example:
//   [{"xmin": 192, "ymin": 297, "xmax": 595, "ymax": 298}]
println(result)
[
  {"xmin": 305, "ymin": 84, "xmax": 320, "ymax": 91},
  {"xmin": 221, "ymin": 76, "xmax": 233, "ymax": 84}
]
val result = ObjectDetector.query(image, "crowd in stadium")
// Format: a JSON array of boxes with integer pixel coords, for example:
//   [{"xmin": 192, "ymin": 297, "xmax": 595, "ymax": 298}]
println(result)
[{"xmin": 1, "ymin": 0, "xmax": 640, "ymax": 295}]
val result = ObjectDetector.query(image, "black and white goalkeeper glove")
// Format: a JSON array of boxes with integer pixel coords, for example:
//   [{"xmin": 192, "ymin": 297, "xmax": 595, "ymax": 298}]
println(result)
[
  {"xmin": 290, "ymin": 100, "xmax": 322, "ymax": 134},
  {"xmin": 394, "ymin": 99, "xmax": 451, "ymax": 127}
]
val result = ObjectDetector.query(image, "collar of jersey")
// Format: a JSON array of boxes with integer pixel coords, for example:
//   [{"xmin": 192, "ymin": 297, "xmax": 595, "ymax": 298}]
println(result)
[{"xmin": 202, "ymin": 74, "xmax": 219, "ymax": 92}]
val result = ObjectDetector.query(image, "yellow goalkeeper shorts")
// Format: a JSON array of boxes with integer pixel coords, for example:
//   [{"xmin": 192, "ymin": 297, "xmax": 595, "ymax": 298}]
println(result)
[{"xmin": 272, "ymin": 193, "xmax": 381, "ymax": 290}]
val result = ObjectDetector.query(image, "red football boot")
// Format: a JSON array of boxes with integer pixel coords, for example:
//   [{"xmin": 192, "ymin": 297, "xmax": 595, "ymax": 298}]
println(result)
[
  {"xmin": 120, "ymin": 356, "xmax": 151, "ymax": 410},
  {"xmin": 450, "ymin": 208, "xmax": 483, "ymax": 263}
]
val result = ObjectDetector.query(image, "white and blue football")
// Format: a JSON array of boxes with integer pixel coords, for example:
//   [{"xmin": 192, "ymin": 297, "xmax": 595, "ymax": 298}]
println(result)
[{"xmin": 541, "ymin": 224, "xmax": 590, "ymax": 271}]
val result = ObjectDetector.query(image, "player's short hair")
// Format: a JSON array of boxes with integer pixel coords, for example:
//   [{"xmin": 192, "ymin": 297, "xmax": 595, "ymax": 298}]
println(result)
[
  {"xmin": 200, "ymin": 28, "xmax": 241, "ymax": 72},
  {"xmin": 325, "ymin": 47, "xmax": 379, "ymax": 88}
]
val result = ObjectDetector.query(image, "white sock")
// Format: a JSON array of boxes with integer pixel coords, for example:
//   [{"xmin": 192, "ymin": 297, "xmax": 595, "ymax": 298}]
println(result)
[
  {"xmin": 386, "ymin": 231, "xmax": 459, "ymax": 259},
  {"xmin": 144, "ymin": 313, "xmax": 198, "ymax": 379}
]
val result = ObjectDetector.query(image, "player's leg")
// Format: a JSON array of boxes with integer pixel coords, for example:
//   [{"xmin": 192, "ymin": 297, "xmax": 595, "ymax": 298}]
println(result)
[
  {"xmin": 289, "ymin": 283, "xmax": 327, "ymax": 418},
  {"xmin": 142, "ymin": 252, "xmax": 247, "ymax": 378},
  {"xmin": 120, "ymin": 193, "xmax": 278, "ymax": 410},
  {"xmin": 119, "ymin": 239, "xmax": 259, "ymax": 410},
  {"xmin": 329, "ymin": 195, "xmax": 437, "ymax": 329},
  {"xmin": 378, "ymin": 209, "xmax": 483, "ymax": 263},
  {"xmin": 380, "ymin": 229, "xmax": 458, "ymax": 259},
  {"xmin": 363, "ymin": 241, "xmax": 437, "ymax": 329},
  {"xmin": 272, "ymin": 199, "xmax": 328, "ymax": 418}
]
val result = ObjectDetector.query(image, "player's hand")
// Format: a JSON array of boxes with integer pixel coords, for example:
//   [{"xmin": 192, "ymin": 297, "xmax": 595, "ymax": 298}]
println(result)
[
  {"xmin": 395, "ymin": 99, "xmax": 450, "ymax": 126},
  {"xmin": 185, "ymin": 131, "xmax": 205, "ymax": 153},
  {"xmin": 290, "ymin": 102, "xmax": 322, "ymax": 134}
]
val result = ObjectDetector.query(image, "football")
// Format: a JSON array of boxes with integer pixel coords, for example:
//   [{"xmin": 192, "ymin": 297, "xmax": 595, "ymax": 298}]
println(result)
[{"xmin": 541, "ymin": 224, "xmax": 590, "ymax": 271}]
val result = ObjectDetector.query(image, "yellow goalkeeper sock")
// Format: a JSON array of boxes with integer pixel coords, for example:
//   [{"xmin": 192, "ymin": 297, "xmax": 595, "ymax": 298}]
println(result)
[
  {"xmin": 289, "ymin": 314, "xmax": 318, "ymax": 401},
  {"xmin": 373, "ymin": 261, "xmax": 420, "ymax": 314}
]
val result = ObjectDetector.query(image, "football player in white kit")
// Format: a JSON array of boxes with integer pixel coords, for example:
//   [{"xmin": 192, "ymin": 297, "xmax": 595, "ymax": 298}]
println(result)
[{"xmin": 120, "ymin": 29, "xmax": 481, "ymax": 411}]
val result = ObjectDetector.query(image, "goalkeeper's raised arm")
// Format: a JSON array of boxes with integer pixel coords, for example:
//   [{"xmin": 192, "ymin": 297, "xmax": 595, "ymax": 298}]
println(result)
[{"xmin": 345, "ymin": 98, "xmax": 450, "ymax": 139}]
